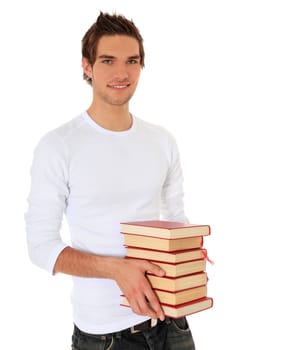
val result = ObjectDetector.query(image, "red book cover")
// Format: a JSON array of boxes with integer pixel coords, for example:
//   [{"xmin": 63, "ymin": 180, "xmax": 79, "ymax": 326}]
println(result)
[
  {"xmin": 126, "ymin": 257, "xmax": 206, "ymax": 277},
  {"xmin": 125, "ymin": 247, "xmax": 208, "ymax": 263},
  {"xmin": 121, "ymin": 296, "xmax": 213, "ymax": 318},
  {"xmin": 121, "ymin": 220, "xmax": 210, "ymax": 239},
  {"xmin": 122, "ymin": 234, "xmax": 203, "ymax": 252},
  {"xmin": 160, "ymin": 297, "xmax": 213, "ymax": 318},
  {"xmin": 121, "ymin": 285, "xmax": 207, "ymax": 307},
  {"xmin": 146, "ymin": 272, "xmax": 208, "ymax": 292}
]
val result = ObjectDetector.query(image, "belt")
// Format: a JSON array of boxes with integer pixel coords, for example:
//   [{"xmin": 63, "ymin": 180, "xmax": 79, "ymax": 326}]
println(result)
[
  {"xmin": 129, "ymin": 318, "xmax": 158, "ymax": 334},
  {"xmin": 74, "ymin": 318, "xmax": 162, "ymax": 338}
]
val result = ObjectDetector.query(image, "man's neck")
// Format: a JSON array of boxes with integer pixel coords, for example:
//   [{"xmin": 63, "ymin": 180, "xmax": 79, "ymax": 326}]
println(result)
[{"xmin": 87, "ymin": 103, "xmax": 132, "ymax": 131}]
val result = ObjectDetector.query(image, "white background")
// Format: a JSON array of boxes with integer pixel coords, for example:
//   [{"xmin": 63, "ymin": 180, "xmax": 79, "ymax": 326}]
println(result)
[{"xmin": 0, "ymin": 1, "xmax": 282, "ymax": 349}]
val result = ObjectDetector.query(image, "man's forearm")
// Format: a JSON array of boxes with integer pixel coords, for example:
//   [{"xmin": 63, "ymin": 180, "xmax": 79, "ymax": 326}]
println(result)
[{"xmin": 53, "ymin": 246, "xmax": 119, "ymax": 278}]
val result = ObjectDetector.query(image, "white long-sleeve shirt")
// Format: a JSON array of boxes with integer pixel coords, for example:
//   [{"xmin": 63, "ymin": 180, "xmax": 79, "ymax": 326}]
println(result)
[{"xmin": 25, "ymin": 111, "xmax": 188, "ymax": 334}]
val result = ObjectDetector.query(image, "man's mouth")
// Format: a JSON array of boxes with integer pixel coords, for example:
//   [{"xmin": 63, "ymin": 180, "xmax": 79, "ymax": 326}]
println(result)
[{"xmin": 108, "ymin": 83, "xmax": 130, "ymax": 89}]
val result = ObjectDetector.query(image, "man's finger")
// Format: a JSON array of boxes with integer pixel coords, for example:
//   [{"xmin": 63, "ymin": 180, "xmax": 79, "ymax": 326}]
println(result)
[
  {"xmin": 136, "ymin": 297, "xmax": 160, "ymax": 320},
  {"xmin": 145, "ymin": 291, "xmax": 165, "ymax": 321},
  {"xmin": 146, "ymin": 262, "xmax": 165, "ymax": 276}
]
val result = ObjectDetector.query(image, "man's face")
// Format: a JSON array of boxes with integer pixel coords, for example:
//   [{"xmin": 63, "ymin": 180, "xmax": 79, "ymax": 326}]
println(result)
[{"xmin": 87, "ymin": 35, "xmax": 142, "ymax": 106}]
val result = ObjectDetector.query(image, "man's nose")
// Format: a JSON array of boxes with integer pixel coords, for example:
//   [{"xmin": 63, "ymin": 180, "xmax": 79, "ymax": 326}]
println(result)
[{"xmin": 113, "ymin": 63, "xmax": 129, "ymax": 80}]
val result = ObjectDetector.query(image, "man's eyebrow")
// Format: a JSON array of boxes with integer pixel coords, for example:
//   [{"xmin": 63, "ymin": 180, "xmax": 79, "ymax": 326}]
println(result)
[{"xmin": 128, "ymin": 55, "xmax": 140, "ymax": 60}]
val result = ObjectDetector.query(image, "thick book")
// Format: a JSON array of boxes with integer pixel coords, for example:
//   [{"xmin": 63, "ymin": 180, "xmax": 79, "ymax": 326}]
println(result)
[
  {"xmin": 121, "ymin": 297, "xmax": 213, "ymax": 318},
  {"xmin": 126, "ymin": 247, "xmax": 207, "ymax": 263},
  {"xmin": 128, "ymin": 257, "xmax": 206, "ymax": 277},
  {"xmin": 121, "ymin": 285, "xmax": 207, "ymax": 306},
  {"xmin": 123, "ymin": 234, "xmax": 203, "ymax": 252},
  {"xmin": 121, "ymin": 220, "xmax": 210, "ymax": 239},
  {"xmin": 154, "ymin": 285, "xmax": 207, "ymax": 305},
  {"xmin": 154, "ymin": 259, "xmax": 206, "ymax": 277},
  {"xmin": 147, "ymin": 272, "xmax": 208, "ymax": 292},
  {"xmin": 161, "ymin": 297, "xmax": 213, "ymax": 318}
]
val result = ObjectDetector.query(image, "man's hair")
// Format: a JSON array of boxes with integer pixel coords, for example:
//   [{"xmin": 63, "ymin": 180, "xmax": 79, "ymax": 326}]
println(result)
[{"xmin": 82, "ymin": 11, "xmax": 145, "ymax": 85}]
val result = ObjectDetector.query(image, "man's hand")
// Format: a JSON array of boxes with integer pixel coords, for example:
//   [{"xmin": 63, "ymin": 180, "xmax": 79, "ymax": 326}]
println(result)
[
  {"xmin": 113, "ymin": 258, "xmax": 165, "ymax": 321},
  {"xmin": 54, "ymin": 249, "xmax": 165, "ymax": 320}
]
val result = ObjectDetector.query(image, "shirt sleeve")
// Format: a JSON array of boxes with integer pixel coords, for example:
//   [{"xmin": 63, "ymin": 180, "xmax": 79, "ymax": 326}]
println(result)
[
  {"xmin": 25, "ymin": 131, "xmax": 69, "ymax": 274},
  {"xmin": 160, "ymin": 132, "xmax": 189, "ymax": 223}
]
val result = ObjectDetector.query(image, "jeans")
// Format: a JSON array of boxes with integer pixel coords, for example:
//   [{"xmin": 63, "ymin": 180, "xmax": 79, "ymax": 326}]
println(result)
[{"xmin": 71, "ymin": 317, "xmax": 195, "ymax": 350}]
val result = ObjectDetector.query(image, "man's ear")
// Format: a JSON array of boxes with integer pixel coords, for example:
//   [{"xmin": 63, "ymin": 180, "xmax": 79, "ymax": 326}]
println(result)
[{"xmin": 82, "ymin": 57, "xmax": 92, "ymax": 78}]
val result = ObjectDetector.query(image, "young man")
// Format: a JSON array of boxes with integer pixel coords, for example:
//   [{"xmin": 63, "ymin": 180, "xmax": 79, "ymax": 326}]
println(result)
[{"xmin": 25, "ymin": 12, "xmax": 196, "ymax": 349}]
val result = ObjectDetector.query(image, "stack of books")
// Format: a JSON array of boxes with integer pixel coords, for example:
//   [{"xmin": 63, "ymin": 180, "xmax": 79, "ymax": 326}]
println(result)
[{"xmin": 120, "ymin": 220, "xmax": 213, "ymax": 318}]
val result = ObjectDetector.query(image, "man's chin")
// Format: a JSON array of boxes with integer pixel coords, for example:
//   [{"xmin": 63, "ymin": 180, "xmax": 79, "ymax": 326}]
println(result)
[{"xmin": 106, "ymin": 95, "xmax": 133, "ymax": 106}]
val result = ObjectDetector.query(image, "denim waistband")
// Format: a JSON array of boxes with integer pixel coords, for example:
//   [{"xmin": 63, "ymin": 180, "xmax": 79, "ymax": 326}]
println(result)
[{"xmin": 74, "ymin": 317, "xmax": 172, "ymax": 339}]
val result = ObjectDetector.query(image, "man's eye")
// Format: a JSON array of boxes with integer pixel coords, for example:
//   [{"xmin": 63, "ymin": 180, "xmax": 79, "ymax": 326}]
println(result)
[
  {"xmin": 128, "ymin": 59, "xmax": 138, "ymax": 64},
  {"xmin": 102, "ymin": 60, "xmax": 113, "ymax": 64}
]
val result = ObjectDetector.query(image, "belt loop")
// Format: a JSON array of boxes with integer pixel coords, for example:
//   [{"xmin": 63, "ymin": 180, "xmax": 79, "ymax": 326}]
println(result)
[
  {"xmin": 165, "ymin": 317, "xmax": 171, "ymax": 325},
  {"xmin": 115, "ymin": 331, "xmax": 122, "ymax": 339}
]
